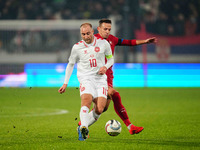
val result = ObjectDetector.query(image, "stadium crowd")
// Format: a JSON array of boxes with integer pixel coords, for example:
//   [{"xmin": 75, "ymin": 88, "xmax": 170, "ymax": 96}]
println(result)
[
  {"xmin": 0, "ymin": 0, "xmax": 200, "ymax": 54},
  {"xmin": 0, "ymin": 0, "xmax": 200, "ymax": 36}
]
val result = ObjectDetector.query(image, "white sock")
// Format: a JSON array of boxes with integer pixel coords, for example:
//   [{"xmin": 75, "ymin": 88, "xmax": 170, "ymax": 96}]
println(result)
[
  {"xmin": 88, "ymin": 109, "xmax": 100, "ymax": 127},
  {"xmin": 80, "ymin": 106, "xmax": 89, "ymax": 128}
]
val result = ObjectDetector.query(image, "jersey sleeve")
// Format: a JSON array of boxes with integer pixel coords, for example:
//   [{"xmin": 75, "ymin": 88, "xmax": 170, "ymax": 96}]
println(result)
[
  {"xmin": 63, "ymin": 63, "xmax": 74, "ymax": 84},
  {"xmin": 104, "ymin": 40, "xmax": 114, "ymax": 69},
  {"xmin": 117, "ymin": 38, "xmax": 137, "ymax": 46},
  {"xmin": 110, "ymin": 34, "xmax": 119, "ymax": 45},
  {"xmin": 68, "ymin": 45, "xmax": 78, "ymax": 64},
  {"xmin": 104, "ymin": 40, "xmax": 113, "ymax": 59}
]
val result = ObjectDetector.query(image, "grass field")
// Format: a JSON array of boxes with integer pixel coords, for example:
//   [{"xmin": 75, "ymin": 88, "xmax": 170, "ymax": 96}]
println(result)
[{"xmin": 0, "ymin": 87, "xmax": 200, "ymax": 150}]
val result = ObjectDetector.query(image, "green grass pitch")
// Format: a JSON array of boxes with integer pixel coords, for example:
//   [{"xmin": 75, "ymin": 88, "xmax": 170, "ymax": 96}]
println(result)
[{"xmin": 0, "ymin": 87, "xmax": 200, "ymax": 150}]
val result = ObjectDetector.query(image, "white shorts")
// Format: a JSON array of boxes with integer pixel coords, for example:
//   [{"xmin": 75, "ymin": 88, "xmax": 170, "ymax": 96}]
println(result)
[{"xmin": 79, "ymin": 78, "xmax": 108, "ymax": 99}]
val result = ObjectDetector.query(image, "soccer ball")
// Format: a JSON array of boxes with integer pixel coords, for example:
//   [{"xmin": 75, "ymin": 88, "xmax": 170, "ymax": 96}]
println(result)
[{"xmin": 105, "ymin": 120, "xmax": 121, "ymax": 136}]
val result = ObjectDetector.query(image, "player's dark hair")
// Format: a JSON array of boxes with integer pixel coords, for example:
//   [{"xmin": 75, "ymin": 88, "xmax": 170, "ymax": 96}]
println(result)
[{"xmin": 99, "ymin": 19, "xmax": 112, "ymax": 26}]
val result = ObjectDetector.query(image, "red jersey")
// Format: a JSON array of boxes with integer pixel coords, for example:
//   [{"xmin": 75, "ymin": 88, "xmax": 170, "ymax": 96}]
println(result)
[
  {"xmin": 94, "ymin": 33, "xmax": 137, "ymax": 87},
  {"xmin": 95, "ymin": 33, "xmax": 119, "ymax": 55}
]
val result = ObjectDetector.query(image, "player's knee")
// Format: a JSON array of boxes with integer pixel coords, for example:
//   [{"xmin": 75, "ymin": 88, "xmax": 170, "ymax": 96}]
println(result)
[
  {"xmin": 98, "ymin": 108, "xmax": 104, "ymax": 114},
  {"xmin": 108, "ymin": 88, "xmax": 117, "ymax": 97},
  {"xmin": 104, "ymin": 99, "xmax": 111, "ymax": 112},
  {"xmin": 95, "ymin": 107, "xmax": 104, "ymax": 115}
]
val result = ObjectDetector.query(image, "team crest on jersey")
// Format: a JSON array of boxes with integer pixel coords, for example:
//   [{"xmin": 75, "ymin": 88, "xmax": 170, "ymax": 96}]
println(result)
[
  {"xmin": 84, "ymin": 50, "xmax": 87, "ymax": 54},
  {"xmin": 94, "ymin": 47, "xmax": 100, "ymax": 52}
]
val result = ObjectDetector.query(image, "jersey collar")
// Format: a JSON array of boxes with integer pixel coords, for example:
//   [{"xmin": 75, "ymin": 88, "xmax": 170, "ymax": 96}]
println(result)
[{"xmin": 95, "ymin": 33, "xmax": 103, "ymax": 39}]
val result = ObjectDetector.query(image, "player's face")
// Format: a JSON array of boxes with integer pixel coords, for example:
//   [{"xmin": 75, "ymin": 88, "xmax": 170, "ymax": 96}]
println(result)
[
  {"xmin": 98, "ymin": 23, "xmax": 111, "ymax": 39},
  {"xmin": 80, "ymin": 26, "xmax": 94, "ymax": 44}
]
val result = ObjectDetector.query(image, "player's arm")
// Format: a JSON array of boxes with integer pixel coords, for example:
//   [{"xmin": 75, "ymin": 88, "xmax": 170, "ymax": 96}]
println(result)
[
  {"xmin": 58, "ymin": 63, "xmax": 75, "ymax": 94},
  {"xmin": 98, "ymin": 42, "xmax": 114, "ymax": 75},
  {"xmin": 58, "ymin": 46, "xmax": 77, "ymax": 94},
  {"xmin": 98, "ymin": 55, "xmax": 114, "ymax": 75},
  {"xmin": 104, "ymin": 54, "xmax": 114, "ymax": 69},
  {"xmin": 136, "ymin": 37, "xmax": 157, "ymax": 45},
  {"xmin": 117, "ymin": 37, "xmax": 157, "ymax": 46}
]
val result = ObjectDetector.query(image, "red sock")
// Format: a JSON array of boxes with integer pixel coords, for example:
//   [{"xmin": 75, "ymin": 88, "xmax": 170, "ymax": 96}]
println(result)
[{"xmin": 112, "ymin": 92, "xmax": 131, "ymax": 126}]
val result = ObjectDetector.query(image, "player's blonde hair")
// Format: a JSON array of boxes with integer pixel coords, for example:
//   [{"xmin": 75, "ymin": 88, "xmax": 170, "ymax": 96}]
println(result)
[{"xmin": 80, "ymin": 23, "xmax": 92, "ymax": 28}]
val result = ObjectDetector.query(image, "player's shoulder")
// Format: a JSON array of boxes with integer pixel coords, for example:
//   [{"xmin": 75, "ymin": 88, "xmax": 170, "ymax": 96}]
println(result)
[
  {"xmin": 94, "ymin": 33, "xmax": 103, "ymax": 39},
  {"xmin": 95, "ymin": 36, "xmax": 104, "ymax": 41},
  {"xmin": 96, "ymin": 37, "xmax": 109, "ymax": 45},
  {"xmin": 108, "ymin": 34, "xmax": 118, "ymax": 40},
  {"xmin": 73, "ymin": 40, "xmax": 84, "ymax": 48}
]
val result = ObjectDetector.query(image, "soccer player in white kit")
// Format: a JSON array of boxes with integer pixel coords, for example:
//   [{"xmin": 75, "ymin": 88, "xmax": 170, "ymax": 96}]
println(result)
[{"xmin": 58, "ymin": 23, "xmax": 114, "ymax": 141}]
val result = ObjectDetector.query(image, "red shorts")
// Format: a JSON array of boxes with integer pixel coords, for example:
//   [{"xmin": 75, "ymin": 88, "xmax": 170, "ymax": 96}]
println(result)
[{"xmin": 106, "ymin": 69, "xmax": 114, "ymax": 88}]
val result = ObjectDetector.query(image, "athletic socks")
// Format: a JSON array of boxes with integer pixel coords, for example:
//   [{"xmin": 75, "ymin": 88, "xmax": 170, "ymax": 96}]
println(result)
[
  {"xmin": 79, "ymin": 106, "xmax": 89, "ymax": 128},
  {"xmin": 88, "ymin": 109, "xmax": 100, "ymax": 127},
  {"xmin": 112, "ymin": 92, "xmax": 131, "ymax": 127},
  {"xmin": 79, "ymin": 107, "xmax": 100, "ymax": 127},
  {"xmin": 80, "ymin": 92, "xmax": 132, "ymax": 129}
]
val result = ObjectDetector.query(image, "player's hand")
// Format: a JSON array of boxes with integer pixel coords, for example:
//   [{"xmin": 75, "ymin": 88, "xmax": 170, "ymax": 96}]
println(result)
[
  {"xmin": 58, "ymin": 84, "xmax": 67, "ymax": 94},
  {"xmin": 145, "ymin": 37, "xmax": 157, "ymax": 44},
  {"xmin": 98, "ymin": 66, "xmax": 107, "ymax": 75}
]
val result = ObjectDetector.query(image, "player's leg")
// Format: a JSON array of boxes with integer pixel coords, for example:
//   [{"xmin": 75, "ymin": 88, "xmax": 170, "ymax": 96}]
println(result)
[
  {"xmin": 78, "ymin": 80, "xmax": 95, "ymax": 140},
  {"xmin": 94, "ymin": 96, "xmax": 107, "ymax": 115},
  {"xmin": 80, "ymin": 93, "xmax": 93, "ymax": 128},
  {"xmin": 94, "ymin": 79, "xmax": 108, "ymax": 115},
  {"xmin": 108, "ymin": 87, "xmax": 131, "ymax": 126},
  {"xmin": 102, "ymin": 72, "xmax": 114, "ymax": 112},
  {"xmin": 87, "ymin": 80, "xmax": 108, "ymax": 127},
  {"xmin": 81, "ymin": 98, "xmax": 110, "ymax": 127},
  {"xmin": 79, "ymin": 93, "xmax": 92, "ymax": 140},
  {"xmin": 77, "ymin": 81, "xmax": 99, "ymax": 128},
  {"xmin": 103, "ymin": 99, "xmax": 111, "ymax": 112},
  {"xmin": 87, "ymin": 99, "xmax": 100, "ymax": 127},
  {"xmin": 109, "ymin": 87, "xmax": 144, "ymax": 135}
]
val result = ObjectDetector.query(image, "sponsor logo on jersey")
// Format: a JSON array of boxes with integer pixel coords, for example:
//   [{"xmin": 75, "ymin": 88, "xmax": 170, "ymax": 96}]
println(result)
[{"xmin": 94, "ymin": 47, "xmax": 100, "ymax": 52}]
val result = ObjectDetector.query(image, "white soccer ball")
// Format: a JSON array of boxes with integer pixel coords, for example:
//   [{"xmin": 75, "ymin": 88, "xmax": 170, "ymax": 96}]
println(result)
[{"xmin": 105, "ymin": 120, "xmax": 121, "ymax": 136}]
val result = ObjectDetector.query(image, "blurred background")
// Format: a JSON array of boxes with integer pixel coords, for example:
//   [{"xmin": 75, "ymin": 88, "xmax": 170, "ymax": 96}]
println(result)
[{"xmin": 0, "ymin": 0, "xmax": 200, "ymax": 87}]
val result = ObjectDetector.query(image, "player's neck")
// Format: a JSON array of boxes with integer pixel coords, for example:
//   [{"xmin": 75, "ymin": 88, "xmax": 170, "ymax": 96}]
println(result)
[
  {"xmin": 99, "ymin": 33, "xmax": 104, "ymax": 38},
  {"xmin": 98, "ymin": 33, "xmax": 107, "ymax": 39}
]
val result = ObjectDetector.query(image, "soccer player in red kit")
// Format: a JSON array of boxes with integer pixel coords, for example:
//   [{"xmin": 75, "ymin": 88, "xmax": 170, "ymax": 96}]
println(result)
[{"xmin": 95, "ymin": 19, "xmax": 157, "ymax": 135}]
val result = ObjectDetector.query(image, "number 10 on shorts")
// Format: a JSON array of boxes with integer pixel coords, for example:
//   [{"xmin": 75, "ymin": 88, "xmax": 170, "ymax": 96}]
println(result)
[{"xmin": 103, "ymin": 87, "xmax": 107, "ymax": 96}]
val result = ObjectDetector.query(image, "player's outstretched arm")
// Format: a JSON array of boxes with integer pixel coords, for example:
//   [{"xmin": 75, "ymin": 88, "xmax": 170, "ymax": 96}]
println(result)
[
  {"xmin": 58, "ymin": 84, "xmax": 68, "ymax": 94},
  {"xmin": 119, "ymin": 37, "xmax": 157, "ymax": 46},
  {"xmin": 136, "ymin": 37, "xmax": 157, "ymax": 45}
]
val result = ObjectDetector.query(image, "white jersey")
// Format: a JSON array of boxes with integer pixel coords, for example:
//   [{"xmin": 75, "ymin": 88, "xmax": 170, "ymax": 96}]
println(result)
[{"xmin": 68, "ymin": 36, "xmax": 112, "ymax": 81}]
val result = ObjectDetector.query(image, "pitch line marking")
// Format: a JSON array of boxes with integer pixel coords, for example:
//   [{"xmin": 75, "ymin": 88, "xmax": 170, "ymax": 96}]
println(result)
[{"xmin": 0, "ymin": 108, "xmax": 68, "ymax": 117}]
